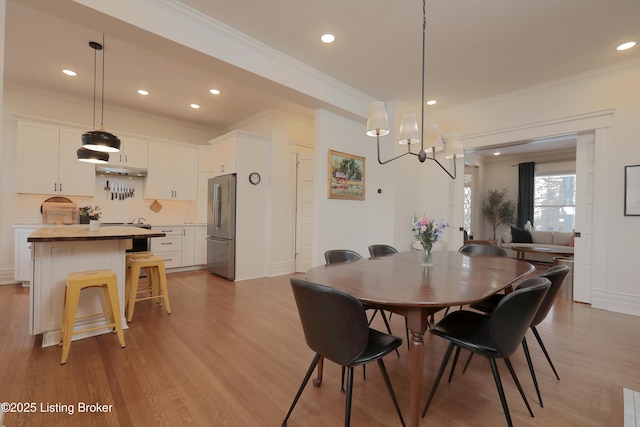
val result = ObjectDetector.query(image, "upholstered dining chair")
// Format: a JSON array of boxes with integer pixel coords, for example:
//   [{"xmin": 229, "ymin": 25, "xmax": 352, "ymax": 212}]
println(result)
[
  {"xmin": 324, "ymin": 249, "xmax": 398, "ymax": 389},
  {"xmin": 368, "ymin": 244, "xmax": 412, "ymax": 349},
  {"xmin": 368, "ymin": 244, "xmax": 398, "ymax": 257},
  {"xmin": 421, "ymin": 277, "xmax": 550, "ymax": 427},
  {"xmin": 439, "ymin": 243, "xmax": 510, "ymax": 320},
  {"xmin": 324, "ymin": 250, "xmax": 393, "ymax": 337},
  {"xmin": 464, "ymin": 264, "xmax": 571, "ymax": 407},
  {"xmin": 283, "ymin": 278, "xmax": 405, "ymax": 427},
  {"xmin": 458, "ymin": 243, "xmax": 508, "ymax": 257}
]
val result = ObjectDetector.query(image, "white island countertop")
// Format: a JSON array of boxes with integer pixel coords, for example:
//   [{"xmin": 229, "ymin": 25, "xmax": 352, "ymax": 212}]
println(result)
[{"xmin": 28, "ymin": 226, "xmax": 165, "ymax": 242}]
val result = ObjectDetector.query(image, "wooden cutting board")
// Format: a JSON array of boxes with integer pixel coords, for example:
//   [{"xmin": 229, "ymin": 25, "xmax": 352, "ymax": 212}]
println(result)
[
  {"xmin": 41, "ymin": 197, "xmax": 77, "ymax": 224},
  {"xmin": 40, "ymin": 196, "xmax": 73, "ymax": 214}
]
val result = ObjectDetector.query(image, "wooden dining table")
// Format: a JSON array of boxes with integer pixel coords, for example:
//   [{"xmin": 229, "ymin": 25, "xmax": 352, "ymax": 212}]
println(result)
[{"xmin": 305, "ymin": 250, "xmax": 535, "ymax": 426}]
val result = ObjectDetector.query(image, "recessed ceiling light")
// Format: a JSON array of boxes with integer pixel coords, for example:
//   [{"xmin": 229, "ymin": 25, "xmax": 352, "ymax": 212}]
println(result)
[
  {"xmin": 321, "ymin": 33, "xmax": 335, "ymax": 44},
  {"xmin": 617, "ymin": 41, "xmax": 636, "ymax": 51},
  {"xmin": 493, "ymin": 152, "xmax": 501, "ymax": 156},
  {"xmin": 426, "ymin": 99, "xmax": 437, "ymax": 106},
  {"xmin": 137, "ymin": 89, "xmax": 149, "ymax": 96},
  {"xmin": 62, "ymin": 69, "xmax": 77, "ymax": 76},
  {"xmin": 190, "ymin": 103, "xmax": 200, "ymax": 109},
  {"xmin": 209, "ymin": 89, "xmax": 221, "ymax": 95}
]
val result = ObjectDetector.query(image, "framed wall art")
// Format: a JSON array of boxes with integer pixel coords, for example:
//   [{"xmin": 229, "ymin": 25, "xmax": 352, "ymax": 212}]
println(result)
[
  {"xmin": 625, "ymin": 165, "xmax": 640, "ymax": 216},
  {"xmin": 327, "ymin": 150, "xmax": 365, "ymax": 200}
]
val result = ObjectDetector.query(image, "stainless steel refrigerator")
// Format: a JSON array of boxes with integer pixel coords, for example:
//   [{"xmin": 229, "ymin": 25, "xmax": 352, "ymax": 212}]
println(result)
[{"xmin": 206, "ymin": 174, "xmax": 236, "ymax": 280}]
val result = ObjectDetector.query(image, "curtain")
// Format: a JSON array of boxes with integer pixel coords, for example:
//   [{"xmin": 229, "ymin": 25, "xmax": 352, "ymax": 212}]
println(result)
[{"xmin": 517, "ymin": 162, "xmax": 535, "ymax": 229}]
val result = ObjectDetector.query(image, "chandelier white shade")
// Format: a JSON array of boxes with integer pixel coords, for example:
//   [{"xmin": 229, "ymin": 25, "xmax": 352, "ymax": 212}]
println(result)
[
  {"xmin": 366, "ymin": 101, "xmax": 390, "ymax": 137},
  {"xmin": 445, "ymin": 133, "xmax": 465, "ymax": 159},
  {"xmin": 398, "ymin": 114, "xmax": 420, "ymax": 145},
  {"xmin": 424, "ymin": 124, "xmax": 444, "ymax": 152}
]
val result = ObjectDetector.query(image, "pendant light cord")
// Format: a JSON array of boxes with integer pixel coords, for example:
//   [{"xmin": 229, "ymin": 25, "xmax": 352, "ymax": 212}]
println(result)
[
  {"xmin": 420, "ymin": 0, "xmax": 426, "ymax": 154},
  {"xmin": 92, "ymin": 41, "xmax": 97, "ymax": 130},
  {"xmin": 101, "ymin": 34, "xmax": 105, "ymax": 128}
]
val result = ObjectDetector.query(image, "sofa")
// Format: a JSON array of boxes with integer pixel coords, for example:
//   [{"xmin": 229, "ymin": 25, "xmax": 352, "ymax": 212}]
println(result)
[{"xmin": 497, "ymin": 226, "xmax": 574, "ymax": 263}]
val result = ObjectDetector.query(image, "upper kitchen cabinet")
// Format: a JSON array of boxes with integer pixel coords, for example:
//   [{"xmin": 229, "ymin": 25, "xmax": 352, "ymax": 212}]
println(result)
[
  {"xmin": 199, "ymin": 135, "xmax": 237, "ymax": 175},
  {"xmin": 16, "ymin": 120, "xmax": 96, "ymax": 196},
  {"xmin": 145, "ymin": 141, "xmax": 198, "ymax": 201},
  {"xmin": 107, "ymin": 136, "xmax": 148, "ymax": 169}
]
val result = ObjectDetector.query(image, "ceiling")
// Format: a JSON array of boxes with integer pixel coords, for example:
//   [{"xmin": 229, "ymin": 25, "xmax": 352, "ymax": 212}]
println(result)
[{"xmin": 5, "ymin": 0, "xmax": 640, "ymax": 150}]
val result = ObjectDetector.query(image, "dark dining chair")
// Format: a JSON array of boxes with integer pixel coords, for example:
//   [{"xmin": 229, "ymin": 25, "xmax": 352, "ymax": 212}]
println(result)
[
  {"xmin": 368, "ymin": 244, "xmax": 398, "ymax": 257},
  {"xmin": 324, "ymin": 249, "xmax": 398, "ymax": 389},
  {"xmin": 459, "ymin": 243, "xmax": 508, "ymax": 257},
  {"xmin": 283, "ymin": 278, "xmax": 405, "ymax": 427},
  {"xmin": 464, "ymin": 264, "xmax": 571, "ymax": 407},
  {"xmin": 324, "ymin": 250, "xmax": 393, "ymax": 338},
  {"xmin": 368, "ymin": 244, "xmax": 411, "ymax": 348},
  {"xmin": 439, "ymin": 243, "xmax": 509, "ymax": 319},
  {"xmin": 421, "ymin": 276, "xmax": 550, "ymax": 427}
]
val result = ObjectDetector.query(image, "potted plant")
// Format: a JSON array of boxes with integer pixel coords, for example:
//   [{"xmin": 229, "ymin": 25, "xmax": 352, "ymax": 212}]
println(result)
[
  {"xmin": 481, "ymin": 188, "xmax": 516, "ymax": 242},
  {"xmin": 79, "ymin": 205, "xmax": 102, "ymax": 231},
  {"xmin": 411, "ymin": 214, "xmax": 449, "ymax": 266}
]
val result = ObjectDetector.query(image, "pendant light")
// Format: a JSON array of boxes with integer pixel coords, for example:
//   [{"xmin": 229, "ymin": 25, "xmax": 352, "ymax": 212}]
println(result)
[
  {"xmin": 76, "ymin": 146, "xmax": 109, "ymax": 164},
  {"xmin": 80, "ymin": 36, "xmax": 120, "ymax": 155}
]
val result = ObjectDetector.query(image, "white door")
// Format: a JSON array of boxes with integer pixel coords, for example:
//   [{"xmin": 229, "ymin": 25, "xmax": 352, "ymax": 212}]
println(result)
[
  {"xmin": 295, "ymin": 153, "xmax": 314, "ymax": 272},
  {"xmin": 573, "ymin": 130, "xmax": 598, "ymax": 304}
]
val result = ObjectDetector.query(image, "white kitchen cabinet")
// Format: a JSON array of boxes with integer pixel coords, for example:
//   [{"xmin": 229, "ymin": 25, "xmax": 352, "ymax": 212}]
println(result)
[
  {"xmin": 107, "ymin": 136, "xmax": 148, "ymax": 169},
  {"xmin": 150, "ymin": 226, "xmax": 182, "ymax": 269},
  {"xmin": 201, "ymin": 135, "xmax": 237, "ymax": 175},
  {"xmin": 14, "ymin": 227, "xmax": 37, "ymax": 284},
  {"xmin": 151, "ymin": 225, "xmax": 206, "ymax": 269},
  {"xmin": 181, "ymin": 226, "xmax": 195, "ymax": 266},
  {"xmin": 16, "ymin": 121, "xmax": 95, "ymax": 196},
  {"xmin": 146, "ymin": 141, "xmax": 197, "ymax": 200},
  {"xmin": 194, "ymin": 225, "xmax": 207, "ymax": 266}
]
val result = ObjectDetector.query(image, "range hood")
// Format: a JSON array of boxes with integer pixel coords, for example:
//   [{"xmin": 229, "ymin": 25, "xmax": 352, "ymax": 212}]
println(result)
[{"xmin": 95, "ymin": 165, "xmax": 147, "ymax": 177}]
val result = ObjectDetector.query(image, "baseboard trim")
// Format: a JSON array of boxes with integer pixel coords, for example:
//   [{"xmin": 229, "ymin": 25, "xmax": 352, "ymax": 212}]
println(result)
[
  {"xmin": 0, "ymin": 268, "xmax": 17, "ymax": 285},
  {"xmin": 592, "ymin": 288, "xmax": 640, "ymax": 317},
  {"xmin": 267, "ymin": 260, "xmax": 295, "ymax": 277}
]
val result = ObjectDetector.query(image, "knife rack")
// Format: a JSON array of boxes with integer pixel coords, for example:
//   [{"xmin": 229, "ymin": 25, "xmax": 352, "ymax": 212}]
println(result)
[{"xmin": 96, "ymin": 175, "xmax": 144, "ymax": 202}]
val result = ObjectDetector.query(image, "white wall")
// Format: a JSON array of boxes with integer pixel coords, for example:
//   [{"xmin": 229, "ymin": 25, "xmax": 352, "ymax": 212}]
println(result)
[
  {"xmin": 234, "ymin": 109, "xmax": 315, "ymax": 276},
  {"xmin": 312, "ymin": 109, "xmax": 387, "ymax": 265},
  {"xmin": 311, "ymin": 108, "xmax": 462, "ymax": 265}
]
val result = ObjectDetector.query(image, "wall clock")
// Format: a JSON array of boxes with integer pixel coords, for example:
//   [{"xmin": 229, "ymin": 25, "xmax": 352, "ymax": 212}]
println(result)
[{"xmin": 249, "ymin": 172, "xmax": 261, "ymax": 185}]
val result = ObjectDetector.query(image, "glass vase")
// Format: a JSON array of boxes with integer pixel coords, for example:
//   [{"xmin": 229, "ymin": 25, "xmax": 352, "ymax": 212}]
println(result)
[{"xmin": 421, "ymin": 245, "xmax": 433, "ymax": 267}]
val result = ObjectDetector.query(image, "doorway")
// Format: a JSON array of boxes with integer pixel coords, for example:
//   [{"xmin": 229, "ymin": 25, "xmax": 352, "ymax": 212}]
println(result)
[
  {"xmin": 460, "ymin": 110, "xmax": 613, "ymax": 305},
  {"xmin": 295, "ymin": 153, "xmax": 314, "ymax": 272}
]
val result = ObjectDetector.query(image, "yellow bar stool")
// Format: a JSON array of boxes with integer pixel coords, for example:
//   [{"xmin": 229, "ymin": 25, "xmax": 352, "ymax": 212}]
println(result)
[
  {"xmin": 125, "ymin": 252, "xmax": 156, "ymax": 306},
  {"xmin": 60, "ymin": 269, "xmax": 126, "ymax": 365},
  {"xmin": 126, "ymin": 255, "xmax": 171, "ymax": 322}
]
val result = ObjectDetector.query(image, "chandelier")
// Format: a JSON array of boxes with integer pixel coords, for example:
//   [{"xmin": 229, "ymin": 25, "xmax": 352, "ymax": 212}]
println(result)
[{"xmin": 365, "ymin": 0, "xmax": 464, "ymax": 179}]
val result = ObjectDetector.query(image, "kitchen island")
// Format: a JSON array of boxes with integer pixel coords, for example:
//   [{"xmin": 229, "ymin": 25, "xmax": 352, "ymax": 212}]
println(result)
[{"xmin": 28, "ymin": 226, "xmax": 165, "ymax": 347}]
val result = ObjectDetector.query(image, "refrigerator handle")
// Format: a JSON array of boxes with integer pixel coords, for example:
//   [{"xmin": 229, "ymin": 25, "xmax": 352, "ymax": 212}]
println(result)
[{"xmin": 214, "ymin": 183, "xmax": 222, "ymax": 231}]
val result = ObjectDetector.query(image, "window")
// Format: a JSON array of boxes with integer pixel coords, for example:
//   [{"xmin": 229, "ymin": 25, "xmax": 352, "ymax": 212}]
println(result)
[
  {"xmin": 463, "ymin": 173, "xmax": 472, "ymax": 235},
  {"xmin": 534, "ymin": 174, "xmax": 576, "ymax": 231}
]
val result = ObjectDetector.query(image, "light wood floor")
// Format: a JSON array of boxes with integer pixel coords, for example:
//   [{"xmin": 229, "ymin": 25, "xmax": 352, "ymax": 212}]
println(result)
[{"xmin": 1, "ymin": 269, "xmax": 639, "ymax": 426}]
